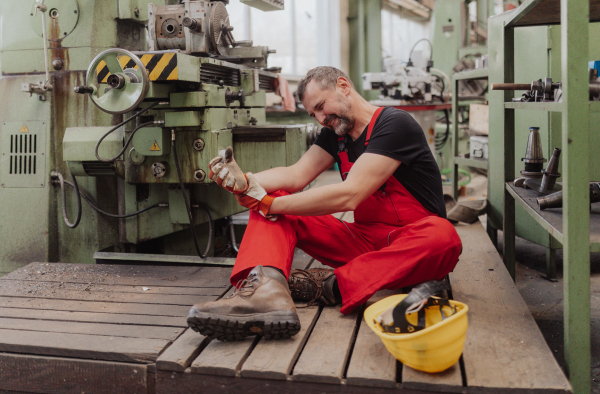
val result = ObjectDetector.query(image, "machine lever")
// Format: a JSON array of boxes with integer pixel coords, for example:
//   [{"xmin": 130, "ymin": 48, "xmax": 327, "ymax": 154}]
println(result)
[{"xmin": 74, "ymin": 86, "xmax": 94, "ymax": 94}]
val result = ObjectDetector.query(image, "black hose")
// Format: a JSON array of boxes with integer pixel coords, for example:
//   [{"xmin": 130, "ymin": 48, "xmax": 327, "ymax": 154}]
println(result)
[
  {"xmin": 52, "ymin": 175, "xmax": 165, "ymax": 218},
  {"xmin": 95, "ymin": 101, "xmax": 163, "ymax": 163},
  {"xmin": 52, "ymin": 171, "xmax": 82, "ymax": 228},
  {"xmin": 171, "ymin": 134, "xmax": 212, "ymax": 259},
  {"xmin": 228, "ymin": 218, "xmax": 239, "ymax": 255}
]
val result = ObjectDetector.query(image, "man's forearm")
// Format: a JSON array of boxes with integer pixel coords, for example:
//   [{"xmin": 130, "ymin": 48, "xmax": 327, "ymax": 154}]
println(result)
[
  {"xmin": 253, "ymin": 166, "xmax": 304, "ymax": 194},
  {"xmin": 268, "ymin": 182, "xmax": 355, "ymax": 216}
]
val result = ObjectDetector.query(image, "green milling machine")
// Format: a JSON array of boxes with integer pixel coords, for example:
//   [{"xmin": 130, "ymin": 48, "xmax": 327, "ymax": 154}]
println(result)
[{"xmin": 0, "ymin": 0, "xmax": 315, "ymax": 275}]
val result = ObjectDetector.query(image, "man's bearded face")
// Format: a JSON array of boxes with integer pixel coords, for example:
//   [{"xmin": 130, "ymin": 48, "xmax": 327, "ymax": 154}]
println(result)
[{"xmin": 324, "ymin": 94, "xmax": 355, "ymax": 136}]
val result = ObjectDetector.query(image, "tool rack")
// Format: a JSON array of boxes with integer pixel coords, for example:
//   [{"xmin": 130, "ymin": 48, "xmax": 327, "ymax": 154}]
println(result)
[{"xmin": 493, "ymin": 1, "xmax": 600, "ymax": 392}]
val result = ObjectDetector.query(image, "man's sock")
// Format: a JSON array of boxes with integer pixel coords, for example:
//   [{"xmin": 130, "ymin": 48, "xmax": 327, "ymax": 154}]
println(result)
[{"xmin": 332, "ymin": 277, "xmax": 343, "ymax": 304}]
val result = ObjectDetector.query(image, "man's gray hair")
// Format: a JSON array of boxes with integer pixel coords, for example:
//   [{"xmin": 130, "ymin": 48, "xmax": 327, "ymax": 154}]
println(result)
[{"xmin": 297, "ymin": 66, "xmax": 354, "ymax": 102}]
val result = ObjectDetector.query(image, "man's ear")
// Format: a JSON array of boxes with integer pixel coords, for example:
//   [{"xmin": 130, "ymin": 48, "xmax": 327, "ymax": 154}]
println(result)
[{"xmin": 337, "ymin": 76, "xmax": 352, "ymax": 95}]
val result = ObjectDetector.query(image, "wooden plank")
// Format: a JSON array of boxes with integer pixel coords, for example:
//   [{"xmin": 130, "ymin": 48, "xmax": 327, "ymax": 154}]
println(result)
[
  {"xmin": 451, "ymin": 221, "xmax": 571, "ymax": 393},
  {"xmin": 0, "ymin": 281, "xmax": 220, "ymax": 306},
  {"xmin": 189, "ymin": 285, "xmax": 259, "ymax": 377},
  {"xmin": 346, "ymin": 290, "xmax": 399, "ymax": 389},
  {"xmin": 0, "ymin": 279, "xmax": 227, "ymax": 296},
  {"xmin": 0, "ymin": 307, "xmax": 185, "ymax": 327},
  {"xmin": 157, "ymin": 371, "xmax": 402, "ymax": 394},
  {"xmin": 402, "ymin": 364, "xmax": 463, "ymax": 393},
  {"xmin": 0, "ymin": 353, "xmax": 148, "ymax": 394},
  {"xmin": 240, "ymin": 306, "xmax": 321, "ymax": 380},
  {"xmin": 291, "ymin": 248, "xmax": 314, "ymax": 270},
  {"xmin": 0, "ymin": 317, "xmax": 184, "ymax": 340},
  {"xmin": 191, "ymin": 336, "xmax": 258, "ymax": 377},
  {"xmin": 0, "ymin": 328, "xmax": 170, "ymax": 363},
  {"xmin": 156, "ymin": 328, "xmax": 209, "ymax": 372},
  {"xmin": 0, "ymin": 295, "xmax": 201, "ymax": 317},
  {"xmin": 292, "ymin": 305, "xmax": 359, "ymax": 384},
  {"xmin": 2, "ymin": 263, "xmax": 231, "ymax": 288}
]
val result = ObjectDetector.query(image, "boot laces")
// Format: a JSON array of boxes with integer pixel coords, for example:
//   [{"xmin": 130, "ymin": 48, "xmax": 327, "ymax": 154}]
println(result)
[
  {"xmin": 290, "ymin": 269, "xmax": 324, "ymax": 307},
  {"xmin": 229, "ymin": 272, "xmax": 260, "ymax": 298}
]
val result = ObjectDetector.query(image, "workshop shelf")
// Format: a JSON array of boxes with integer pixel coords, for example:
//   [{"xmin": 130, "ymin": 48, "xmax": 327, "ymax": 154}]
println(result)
[
  {"xmin": 505, "ymin": 182, "xmax": 600, "ymax": 252},
  {"xmin": 494, "ymin": 1, "xmax": 595, "ymax": 392},
  {"xmin": 452, "ymin": 68, "xmax": 489, "ymax": 81},
  {"xmin": 503, "ymin": 101, "xmax": 563, "ymax": 111},
  {"xmin": 453, "ymin": 155, "xmax": 489, "ymax": 170},
  {"xmin": 450, "ymin": 68, "xmax": 489, "ymax": 201}
]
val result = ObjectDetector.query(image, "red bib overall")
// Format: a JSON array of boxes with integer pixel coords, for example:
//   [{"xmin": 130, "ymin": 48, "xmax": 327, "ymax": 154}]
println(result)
[{"xmin": 230, "ymin": 109, "xmax": 462, "ymax": 314}]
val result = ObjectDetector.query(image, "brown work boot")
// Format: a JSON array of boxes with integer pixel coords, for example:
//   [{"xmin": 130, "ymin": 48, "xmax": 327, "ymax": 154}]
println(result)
[
  {"xmin": 187, "ymin": 265, "xmax": 301, "ymax": 341},
  {"xmin": 288, "ymin": 268, "xmax": 341, "ymax": 306}
]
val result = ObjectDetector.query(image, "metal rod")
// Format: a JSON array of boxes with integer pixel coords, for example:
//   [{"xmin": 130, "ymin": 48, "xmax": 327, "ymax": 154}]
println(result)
[{"xmin": 491, "ymin": 83, "xmax": 531, "ymax": 90}]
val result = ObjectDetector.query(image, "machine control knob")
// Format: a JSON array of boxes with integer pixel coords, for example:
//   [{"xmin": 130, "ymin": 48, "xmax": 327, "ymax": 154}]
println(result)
[
  {"xmin": 194, "ymin": 170, "xmax": 206, "ymax": 182},
  {"xmin": 193, "ymin": 138, "xmax": 205, "ymax": 151},
  {"xmin": 225, "ymin": 88, "xmax": 245, "ymax": 107},
  {"xmin": 152, "ymin": 162, "xmax": 167, "ymax": 178}
]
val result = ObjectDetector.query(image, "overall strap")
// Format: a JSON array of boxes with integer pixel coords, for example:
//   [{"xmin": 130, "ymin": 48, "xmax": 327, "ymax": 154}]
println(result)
[
  {"xmin": 337, "ymin": 107, "xmax": 384, "ymax": 181},
  {"xmin": 365, "ymin": 106, "xmax": 384, "ymax": 147}
]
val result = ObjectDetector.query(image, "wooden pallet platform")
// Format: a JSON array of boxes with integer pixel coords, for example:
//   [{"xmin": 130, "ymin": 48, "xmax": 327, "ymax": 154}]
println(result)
[{"xmin": 0, "ymin": 215, "xmax": 572, "ymax": 394}]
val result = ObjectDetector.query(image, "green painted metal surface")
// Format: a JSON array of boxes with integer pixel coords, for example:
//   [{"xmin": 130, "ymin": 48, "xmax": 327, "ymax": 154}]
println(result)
[
  {"xmin": 431, "ymin": 0, "xmax": 465, "ymax": 78},
  {"xmin": 493, "ymin": 1, "xmax": 593, "ymax": 392},
  {"xmin": 63, "ymin": 126, "xmax": 124, "ymax": 162},
  {"xmin": 348, "ymin": 0, "xmax": 381, "ymax": 99},
  {"xmin": 0, "ymin": 0, "xmax": 309, "ymax": 276},
  {"xmin": 131, "ymin": 127, "xmax": 170, "ymax": 157},
  {"xmin": 561, "ymin": 0, "xmax": 591, "ymax": 391}
]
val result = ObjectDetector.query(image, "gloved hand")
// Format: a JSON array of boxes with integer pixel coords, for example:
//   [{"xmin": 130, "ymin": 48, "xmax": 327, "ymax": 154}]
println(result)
[
  {"xmin": 208, "ymin": 146, "xmax": 248, "ymax": 193},
  {"xmin": 235, "ymin": 172, "xmax": 276, "ymax": 219}
]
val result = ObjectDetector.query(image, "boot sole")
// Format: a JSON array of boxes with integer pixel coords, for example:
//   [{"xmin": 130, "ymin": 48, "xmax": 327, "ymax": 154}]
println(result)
[{"xmin": 187, "ymin": 311, "xmax": 301, "ymax": 341}]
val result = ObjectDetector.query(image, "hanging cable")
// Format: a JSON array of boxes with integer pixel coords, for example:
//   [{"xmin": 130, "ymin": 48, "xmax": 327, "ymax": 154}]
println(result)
[
  {"xmin": 408, "ymin": 38, "xmax": 433, "ymax": 65},
  {"xmin": 95, "ymin": 101, "xmax": 166, "ymax": 162},
  {"xmin": 51, "ymin": 173, "xmax": 166, "ymax": 218},
  {"xmin": 52, "ymin": 171, "xmax": 82, "ymax": 228},
  {"xmin": 171, "ymin": 130, "xmax": 212, "ymax": 259},
  {"xmin": 228, "ymin": 217, "xmax": 239, "ymax": 255},
  {"xmin": 435, "ymin": 109, "xmax": 451, "ymax": 151}
]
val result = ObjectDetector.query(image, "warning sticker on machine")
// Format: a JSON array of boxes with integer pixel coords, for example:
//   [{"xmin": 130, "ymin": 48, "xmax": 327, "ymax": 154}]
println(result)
[
  {"xmin": 151, "ymin": 141, "xmax": 161, "ymax": 151},
  {"xmin": 20, "ymin": 125, "xmax": 29, "ymax": 133}
]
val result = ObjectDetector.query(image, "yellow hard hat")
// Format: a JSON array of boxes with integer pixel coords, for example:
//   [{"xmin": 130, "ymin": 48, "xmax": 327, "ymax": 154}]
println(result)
[{"xmin": 364, "ymin": 281, "xmax": 469, "ymax": 373}]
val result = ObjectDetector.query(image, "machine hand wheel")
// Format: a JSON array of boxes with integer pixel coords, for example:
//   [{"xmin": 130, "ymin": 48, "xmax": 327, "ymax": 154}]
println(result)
[{"xmin": 85, "ymin": 49, "xmax": 149, "ymax": 115}]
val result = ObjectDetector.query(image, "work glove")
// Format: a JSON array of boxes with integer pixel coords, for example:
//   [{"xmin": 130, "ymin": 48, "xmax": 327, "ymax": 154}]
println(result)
[
  {"xmin": 209, "ymin": 147, "xmax": 277, "ymax": 220},
  {"xmin": 208, "ymin": 146, "xmax": 248, "ymax": 193},
  {"xmin": 235, "ymin": 172, "xmax": 276, "ymax": 219}
]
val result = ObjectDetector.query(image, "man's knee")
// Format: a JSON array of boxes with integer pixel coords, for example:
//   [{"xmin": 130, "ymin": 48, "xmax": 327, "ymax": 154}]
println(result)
[{"xmin": 417, "ymin": 216, "xmax": 462, "ymax": 250}]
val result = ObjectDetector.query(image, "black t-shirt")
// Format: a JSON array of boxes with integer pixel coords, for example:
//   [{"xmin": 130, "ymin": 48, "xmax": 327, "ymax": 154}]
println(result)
[{"xmin": 314, "ymin": 107, "xmax": 446, "ymax": 218}]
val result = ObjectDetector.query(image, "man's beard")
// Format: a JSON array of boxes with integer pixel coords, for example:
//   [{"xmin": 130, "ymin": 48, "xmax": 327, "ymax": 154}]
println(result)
[{"xmin": 324, "ymin": 101, "xmax": 355, "ymax": 136}]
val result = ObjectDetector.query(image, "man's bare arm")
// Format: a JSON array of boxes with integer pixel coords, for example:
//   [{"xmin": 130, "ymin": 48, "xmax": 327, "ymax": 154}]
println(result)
[
  {"xmin": 253, "ymin": 145, "xmax": 335, "ymax": 194},
  {"xmin": 268, "ymin": 153, "xmax": 401, "ymax": 216}
]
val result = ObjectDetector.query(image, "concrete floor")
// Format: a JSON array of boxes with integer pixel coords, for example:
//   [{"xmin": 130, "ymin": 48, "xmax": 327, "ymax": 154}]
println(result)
[{"xmin": 450, "ymin": 171, "xmax": 600, "ymax": 393}]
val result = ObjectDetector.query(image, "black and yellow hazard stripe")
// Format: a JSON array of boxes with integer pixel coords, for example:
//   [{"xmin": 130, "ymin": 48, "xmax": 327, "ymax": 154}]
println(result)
[{"xmin": 95, "ymin": 53, "xmax": 178, "ymax": 83}]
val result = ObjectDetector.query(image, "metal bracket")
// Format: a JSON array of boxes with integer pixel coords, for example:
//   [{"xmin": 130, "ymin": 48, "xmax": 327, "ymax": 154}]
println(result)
[{"xmin": 21, "ymin": 82, "xmax": 53, "ymax": 101}]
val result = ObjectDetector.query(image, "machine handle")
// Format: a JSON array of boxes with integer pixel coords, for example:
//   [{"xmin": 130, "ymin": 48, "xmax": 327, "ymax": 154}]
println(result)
[
  {"xmin": 74, "ymin": 86, "xmax": 95, "ymax": 94},
  {"xmin": 491, "ymin": 83, "xmax": 531, "ymax": 91}
]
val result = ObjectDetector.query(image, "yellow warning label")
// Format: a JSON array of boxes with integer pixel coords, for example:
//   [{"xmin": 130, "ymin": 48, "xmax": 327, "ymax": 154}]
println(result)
[
  {"xmin": 150, "ymin": 141, "xmax": 161, "ymax": 151},
  {"xmin": 20, "ymin": 125, "xmax": 29, "ymax": 133}
]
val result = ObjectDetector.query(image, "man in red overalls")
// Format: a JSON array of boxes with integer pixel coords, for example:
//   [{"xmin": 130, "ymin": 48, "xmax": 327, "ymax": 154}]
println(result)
[{"xmin": 187, "ymin": 67, "xmax": 462, "ymax": 341}]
